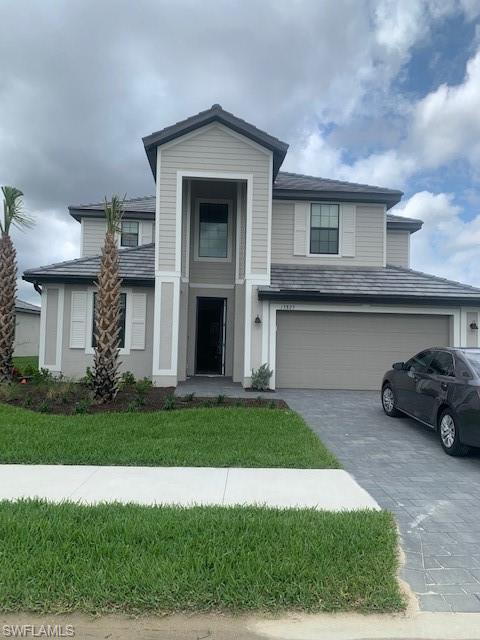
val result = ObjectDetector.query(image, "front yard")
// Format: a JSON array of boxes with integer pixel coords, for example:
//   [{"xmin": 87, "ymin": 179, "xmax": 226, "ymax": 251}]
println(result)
[
  {"xmin": 0, "ymin": 404, "xmax": 339, "ymax": 468},
  {"xmin": 0, "ymin": 500, "xmax": 403, "ymax": 614}
]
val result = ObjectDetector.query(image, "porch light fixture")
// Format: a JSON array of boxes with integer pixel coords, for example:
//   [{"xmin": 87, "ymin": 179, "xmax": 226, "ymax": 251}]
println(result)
[
  {"xmin": 254, "ymin": 315, "xmax": 262, "ymax": 324},
  {"xmin": 470, "ymin": 322, "xmax": 479, "ymax": 330}
]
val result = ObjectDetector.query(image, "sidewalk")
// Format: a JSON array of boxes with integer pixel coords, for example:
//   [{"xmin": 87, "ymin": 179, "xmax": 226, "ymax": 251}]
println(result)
[{"xmin": 0, "ymin": 465, "xmax": 379, "ymax": 510}]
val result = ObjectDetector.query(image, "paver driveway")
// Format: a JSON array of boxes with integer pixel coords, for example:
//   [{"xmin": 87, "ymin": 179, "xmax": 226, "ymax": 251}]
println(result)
[{"xmin": 280, "ymin": 390, "xmax": 480, "ymax": 613}]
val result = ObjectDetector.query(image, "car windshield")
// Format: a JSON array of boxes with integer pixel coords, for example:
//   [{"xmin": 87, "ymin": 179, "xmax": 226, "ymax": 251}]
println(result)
[{"xmin": 464, "ymin": 352, "xmax": 480, "ymax": 376}]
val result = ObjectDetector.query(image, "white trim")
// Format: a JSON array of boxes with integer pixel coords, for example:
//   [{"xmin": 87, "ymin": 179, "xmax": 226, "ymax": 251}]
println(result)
[
  {"xmin": 266, "ymin": 153, "xmax": 273, "ymax": 281},
  {"xmin": 193, "ymin": 198, "xmax": 233, "ymax": 263},
  {"xmin": 157, "ymin": 122, "xmax": 272, "ymax": 157},
  {"xmin": 267, "ymin": 303, "xmax": 462, "ymax": 390},
  {"xmin": 235, "ymin": 182, "xmax": 241, "ymax": 282},
  {"xmin": 39, "ymin": 285, "xmax": 64, "ymax": 372},
  {"xmin": 152, "ymin": 275, "xmax": 181, "ymax": 377},
  {"xmin": 85, "ymin": 286, "xmax": 132, "ymax": 356},
  {"xmin": 185, "ymin": 179, "xmax": 191, "ymax": 280},
  {"xmin": 261, "ymin": 300, "xmax": 269, "ymax": 364},
  {"xmin": 245, "ymin": 177, "xmax": 254, "ymax": 277},
  {"xmin": 189, "ymin": 283, "xmax": 234, "ymax": 290},
  {"xmin": 383, "ymin": 206, "xmax": 387, "ymax": 267},
  {"xmin": 38, "ymin": 287, "xmax": 47, "ymax": 370},
  {"xmin": 243, "ymin": 281, "xmax": 252, "ymax": 378},
  {"xmin": 175, "ymin": 172, "xmax": 183, "ymax": 274},
  {"xmin": 80, "ymin": 219, "xmax": 85, "ymax": 258}
]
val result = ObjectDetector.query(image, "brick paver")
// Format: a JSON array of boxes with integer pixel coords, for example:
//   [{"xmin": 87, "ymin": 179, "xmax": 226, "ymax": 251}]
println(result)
[{"xmin": 280, "ymin": 389, "xmax": 480, "ymax": 613}]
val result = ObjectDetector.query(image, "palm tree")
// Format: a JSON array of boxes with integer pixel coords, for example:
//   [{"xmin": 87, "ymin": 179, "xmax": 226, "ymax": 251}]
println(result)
[
  {"xmin": 92, "ymin": 195, "xmax": 125, "ymax": 402},
  {"xmin": 0, "ymin": 187, "xmax": 34, "ymax": 382}
]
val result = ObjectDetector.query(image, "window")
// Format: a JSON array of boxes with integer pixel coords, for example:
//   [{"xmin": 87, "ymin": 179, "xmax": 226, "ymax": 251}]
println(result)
[
  {"xmin": 429, "ymin": 351, "xmax": 455, "ymax": 377},
  {"xmin": 198, "ymin": 203, "xmax": 229, "ymax": 258},
  {"xmin": 121, "ymin": 221, "xmax": 139, "ymax": 247},
  {"xmin": 92, "ymin": 292, "xmax": 127, "ymax": 349},
  {"xmin": 406, "ymin": 350, "xmax": 433, "ymax": 374},
  {"xmin": 310, "ymin": 204, "xmax": 339, "ymax": 254}
]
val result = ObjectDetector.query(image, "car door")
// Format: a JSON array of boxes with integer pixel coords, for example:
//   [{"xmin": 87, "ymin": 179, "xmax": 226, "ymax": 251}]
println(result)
[
  {"xmin": 395, "ymin": 350, "xmax": 434, "ymax": 415},
  {"xmin": 415, "ymin": 350, "xmax": 455, "ymax": 425}
]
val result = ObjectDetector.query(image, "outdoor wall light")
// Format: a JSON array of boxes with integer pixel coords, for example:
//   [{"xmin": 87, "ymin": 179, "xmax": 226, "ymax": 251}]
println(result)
[
  {"xmin": 470, "ymin": 322, "xmax": 479, "ymax": 330},
  {"xmin": 254, "ymin": 315, "xmax": 262, "ymax": 324}
]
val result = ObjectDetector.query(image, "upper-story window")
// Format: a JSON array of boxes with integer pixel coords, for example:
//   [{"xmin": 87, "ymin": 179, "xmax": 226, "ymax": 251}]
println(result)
[
  {"xmin": 198, "ymin": 202, "xmax": 229, "ymax": 259},
  {"xmin": 121, "ymin": 221, "xmax": 139, "ymax": 248},
  {"xmin": 310, "ymin": 204, "xmax": 339, "ymax": 255}
]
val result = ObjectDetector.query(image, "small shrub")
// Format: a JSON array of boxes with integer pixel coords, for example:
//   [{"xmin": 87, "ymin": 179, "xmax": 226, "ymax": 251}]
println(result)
[
  {"xmin": 74, "ymin": 400, "xmax": 91, "ymax": 415},
  {"xmin": 121, "ymin": 371, "xmax": 136, "ymax": 386},
  {"xmin": 0, "ymin": 384, "xmax": 14, "ymax": 402},
  {"xmin": 269, "ymin": 400, "xmax": 276, "ymax": 409},
  {"xmin": 216, "ymin": 394, "xmax": 225, "ymax": 405},
  {"xmin": 235, "ymin": 400, "xmax": 243, "ymax": 407},
  {"xmin": 127, "ymin": 400, "xmax": 141, "ymax": 412},
  {"xmin": 23, "ymin": 364, "xmax": 38, "ymax": 378},
  {"xmin": 39, "ymin": 401, "xmax": 51, "ymax": 414},
  {"xmin": 80, "ymin": 367, "xmax": 95, "ymax": 389},
  {"xmin": 135, "ymin": 378, "xmax": 151, "ymax": 398},
  {"xmin": 184, "ymin": 392, "xmax": 195, "ymax": 402},
  {"xmin": 163, "ymin": 394, "xmax": 176, "ymax": 411},
  {"xmin": 250, "ymin": 363, "xmax": 273, "ymax": 391},
  {"xmin": 201, "ymin": 400, "xmax": 211, "ymax": 408},
  {"xmin": 22, "ymin": 395, "xmax": 33, "ymax": 408}
]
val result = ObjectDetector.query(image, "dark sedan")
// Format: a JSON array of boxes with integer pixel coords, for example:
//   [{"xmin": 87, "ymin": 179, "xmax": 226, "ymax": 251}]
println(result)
[{"xmin": 382, "ymin": 348, "xmax": 480, "ymax": 456}]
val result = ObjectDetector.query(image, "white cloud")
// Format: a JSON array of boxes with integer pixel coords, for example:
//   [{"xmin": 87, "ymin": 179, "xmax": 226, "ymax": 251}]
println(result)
[{"xmin": 393, "ymin": 191, "xmax": 480, "ymax": 287}]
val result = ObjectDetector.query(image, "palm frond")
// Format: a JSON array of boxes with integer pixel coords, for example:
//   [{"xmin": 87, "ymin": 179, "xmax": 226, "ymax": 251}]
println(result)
[
  {"xmin": 1, "ymin": 186, "xmax": 34, "ymax": 235},
  {"xmin": 104, "ymin": 194, "xmax": 126, "ymax": 235}
]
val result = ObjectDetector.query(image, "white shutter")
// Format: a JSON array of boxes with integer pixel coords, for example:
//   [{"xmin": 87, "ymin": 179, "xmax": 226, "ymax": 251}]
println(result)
[
  {"xmin": 341, "ymin": 204, "xmax": 356, "ymax": 257},
  {"xmin": 294, "ymin": 202, "xmax": 308, "ymax": 255},
  {"xmin": 130, "ymin": 292, "xmax": 147, "ymax": 350},
  {"xmin": 141, "ymin": 221, "xmax": 153, "ymax": 245},
  {"xmin": 70, "ymin": 291, "xmax": 88, "ymax": 348}
]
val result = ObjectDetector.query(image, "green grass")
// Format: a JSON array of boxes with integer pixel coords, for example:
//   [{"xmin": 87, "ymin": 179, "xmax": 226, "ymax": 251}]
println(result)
[
  {"xmin": 0, "ymin": 500, "xmax": 403, "ymax": 614},
  {"xmin": 12, "ymin": 355, "xmax": 38, "ymax": 373},
  {"xmin": 0, "ymin": 405, "xmax": 339, "ymax": 468}
]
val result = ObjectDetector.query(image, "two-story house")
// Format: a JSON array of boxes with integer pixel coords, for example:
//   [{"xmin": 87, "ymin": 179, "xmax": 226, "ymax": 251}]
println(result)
[{"xmin": 24, "ymin": 104, "xmax": 480, "ymax": 390}]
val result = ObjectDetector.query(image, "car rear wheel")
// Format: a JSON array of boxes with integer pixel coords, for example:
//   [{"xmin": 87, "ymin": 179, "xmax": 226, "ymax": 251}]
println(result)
[
  {"xmin": 438, "ymin": 409, "xmax": 469, "ymax": 456},
  {"xmin": 382, "ymin": 384, "xmax": 401, "ymax": 417}
]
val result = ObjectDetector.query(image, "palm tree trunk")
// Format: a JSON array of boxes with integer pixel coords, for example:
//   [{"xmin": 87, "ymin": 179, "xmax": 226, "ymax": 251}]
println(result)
[
  {"xmin": 0, "ymin": 234, "xmax": 17, "ymax": 382},
  {"xmin": 92, "ymin": 230, "xmax": 122, "ymax": 402}
]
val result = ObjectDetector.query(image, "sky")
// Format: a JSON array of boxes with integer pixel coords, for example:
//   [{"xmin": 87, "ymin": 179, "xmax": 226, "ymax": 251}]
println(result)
[{"xmin": 1, "ymin": 0, "xmax": 480, "ymax": 304}]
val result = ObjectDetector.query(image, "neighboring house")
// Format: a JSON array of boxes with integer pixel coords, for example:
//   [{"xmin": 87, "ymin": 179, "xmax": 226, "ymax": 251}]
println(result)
[
  {"xmin": 14, "ymin": 300, "xmax": 40, "ymax": 357},
  {"xmin": 23, "ymin": 104, "xmax": 480, "ymax": 390}
]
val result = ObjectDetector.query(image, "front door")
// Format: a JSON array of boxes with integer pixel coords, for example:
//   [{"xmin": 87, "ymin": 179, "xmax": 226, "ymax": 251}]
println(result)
[{"xmin": 195, "ymin": 297, "xmax": 226, "ymax": 375}]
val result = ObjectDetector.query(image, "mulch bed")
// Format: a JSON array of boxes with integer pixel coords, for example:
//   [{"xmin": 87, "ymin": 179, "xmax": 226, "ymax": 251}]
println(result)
[{"xmin": 2, "ymin": 383, "xmax": 287, "ymax": 415}]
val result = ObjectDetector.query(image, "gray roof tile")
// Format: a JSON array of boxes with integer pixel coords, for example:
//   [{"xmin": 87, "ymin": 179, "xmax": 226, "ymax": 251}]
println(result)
[
  {"xmin": 15, "ymin": 299, "xmax": 40, "ymax": 314},
  {"xmin": 23, "ymin": 244, "xmax": 155, "ymax": 284},
  {"xmin": 273, "ymin": 171, "xmax": 402, "ymax": 195},
  {"xmin": 261, "ymin": 264, "xmax": 480, "ymax": 304}
]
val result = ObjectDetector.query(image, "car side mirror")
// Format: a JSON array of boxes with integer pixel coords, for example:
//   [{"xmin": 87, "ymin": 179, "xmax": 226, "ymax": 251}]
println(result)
[{"xmin": 393, "ymin": 362, "xmax": 405, "ymax": 371}]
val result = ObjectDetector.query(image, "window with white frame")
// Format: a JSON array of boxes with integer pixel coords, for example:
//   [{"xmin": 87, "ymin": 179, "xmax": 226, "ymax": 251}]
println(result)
[
  {"xmin": 121, "ymin": 221, "xmax": 139, "ymax": 247},
  {"xmin": 310, "ymin": 204, "xmax": 339, "ymax": 254},
  {"xmin": 92, "ymin": 292, "xmax": 127, "ymax": 348},
  {"xmin": 198, "ymin": 202, "xmax": 229, "ymax": 258}
]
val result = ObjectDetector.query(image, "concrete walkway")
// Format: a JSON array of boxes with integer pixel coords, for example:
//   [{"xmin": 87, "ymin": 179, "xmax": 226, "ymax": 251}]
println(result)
[{"xmin": 0, "ymin": 465, "xmax": 379, "ymax": 510}]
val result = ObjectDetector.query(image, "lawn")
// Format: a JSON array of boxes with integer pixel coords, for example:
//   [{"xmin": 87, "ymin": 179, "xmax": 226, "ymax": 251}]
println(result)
[
  {"xmin": 0, "ymin": 500, "xmax": 403, "ymax": 614},
  {"xmin": 0, "ymin": 404, "xmax": 339, "ymax": 468},
  {"xmin": 12, "ymin": 355, "xmax": 38, "ymax": 373}
]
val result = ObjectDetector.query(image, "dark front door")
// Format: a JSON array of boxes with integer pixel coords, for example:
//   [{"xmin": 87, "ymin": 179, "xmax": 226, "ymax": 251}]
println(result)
[{"xmin": 195, "ymin": 297, "xmax": 226, "ymax": 375}]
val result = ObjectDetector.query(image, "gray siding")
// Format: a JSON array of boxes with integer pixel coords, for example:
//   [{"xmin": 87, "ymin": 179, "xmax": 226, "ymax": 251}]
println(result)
[
  {"xmin": 81, "ymin": 218, "xmax": 154, "ymax": 257},
  {"xmin": 271, "ymin": 200, "xmax": 386, "ymax": 267},
  {"xmin": 158, "ymin": 124, "xmax": 271, "ymax": 274},
  {"xmin": 387, "ymin": 230, "xmax": 410, "ymax": 268},
  {"xmin": 276, "ymin": 311, "xmax": 451, "ymax": 390},
  {"xmin": 14, "ymin": 312, "xmax": 40, "ymax": 357},
  {"xmin": 61, "ymin": 286, "xmax": 154, "ymax": 379}
]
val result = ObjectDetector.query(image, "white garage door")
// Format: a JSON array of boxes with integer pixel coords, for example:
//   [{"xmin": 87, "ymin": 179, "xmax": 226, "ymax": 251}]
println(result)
[{"xmin": 276, "ymin": 311, "xmax": 451, "ymax": 390}]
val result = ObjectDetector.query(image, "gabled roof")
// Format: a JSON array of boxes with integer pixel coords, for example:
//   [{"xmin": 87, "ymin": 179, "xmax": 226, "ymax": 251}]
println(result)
[
  {"xmin": 69, "ymin": 196, "xmax": 156, "ymax": 222},
  {"xmin": 273, "ymin": 172, "xmax": 403, "ymax": 209},
  {"xmin": 142, "ymin": 104, "xmax": 289, "ymax": 179},
  {"xmin": 259, "ymin": 264, "xmax": 480, "ymax": 306},
  {"xmin": 23, "ymin": 244, "xmax": 155, "ymax": 286},
  {"xmin": 15, "ymin": 299, "xmax": 41, "ymax": 315}
]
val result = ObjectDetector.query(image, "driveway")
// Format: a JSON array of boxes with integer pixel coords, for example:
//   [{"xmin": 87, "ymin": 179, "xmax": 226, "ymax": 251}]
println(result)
[{"xmin": 280, "ymin": 390, "xmax": 480, "ymax": 613}]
